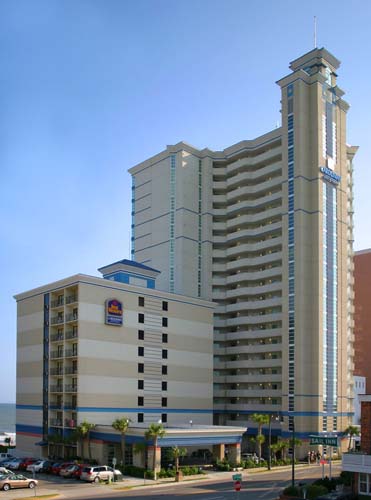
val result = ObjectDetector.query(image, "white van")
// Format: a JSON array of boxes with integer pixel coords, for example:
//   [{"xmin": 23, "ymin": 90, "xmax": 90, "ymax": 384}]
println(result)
[{"xmin": 0, "ymin": 453, "xmax": 13, "ymax": 461}]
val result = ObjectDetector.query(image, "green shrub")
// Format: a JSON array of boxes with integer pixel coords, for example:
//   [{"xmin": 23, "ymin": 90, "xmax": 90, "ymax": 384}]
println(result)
[
  {"xmin": 215, "ymin": 459, "xmax": 231, "ymax": 471},
  {"xmin": 312, "ymin": 477, "xmax": 338, "ymax": 491},
  {"xmin": 305, "ymin": 484, "xmax": 328, "ymax": 499},
  {"xmin": 283, "ymin": 485, "xmax": 300, "ymax": 497},
  {"xmin": 339, "ymin": 470, "xmax": 353, "ymax": 486},
  {"xmin": 122, "ymin": 465, "xmax": 153, "ymax": 479}
]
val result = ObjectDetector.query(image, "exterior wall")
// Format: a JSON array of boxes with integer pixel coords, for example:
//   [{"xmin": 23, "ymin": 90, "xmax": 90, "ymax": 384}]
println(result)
[
  {"xmin": 129, "ymin": 48, "xmax": 355, "ymax": 442},
  {"xmin": 15, "ymin": 274, "xmax": 214, "ymax": 457},
  {"xmin": 354, "ymin": 376, "xmax": 366, "ymax": 425},
  {"xmin": 354, "ymin": 250, "xmax": 371, "ymax": 392}
]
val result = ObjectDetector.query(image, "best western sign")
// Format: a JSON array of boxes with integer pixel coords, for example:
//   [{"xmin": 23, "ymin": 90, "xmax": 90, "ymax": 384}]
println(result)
[{"xmin": 105, "ymin": 299, "xmax": 123, "ymax": 326}]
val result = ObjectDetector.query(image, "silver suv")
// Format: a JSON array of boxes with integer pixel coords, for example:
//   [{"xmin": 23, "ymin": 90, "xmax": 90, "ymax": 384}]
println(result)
[{"xmin": 80, "ymin": 465, "xmax": 117, "ymax": 483}]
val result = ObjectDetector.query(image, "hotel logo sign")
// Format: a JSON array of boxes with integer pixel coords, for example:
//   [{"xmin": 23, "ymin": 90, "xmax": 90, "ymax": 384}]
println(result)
[
  {"xmin": 320, "ymin": 166, "xmax": 341, "ymax": 185},
  {"xmin": 105, "ymin": 299, "xmax": 123, "ymax": 326}
]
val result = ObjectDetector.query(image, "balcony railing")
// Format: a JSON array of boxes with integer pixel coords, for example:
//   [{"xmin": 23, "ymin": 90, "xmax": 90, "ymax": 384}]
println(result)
[
  {"xmin": 65, "ymin": 330, "xmax": 78, "ymax": 340},
  {"xmin": 50, "ymin": 316, "xmax": 64, "ymax": 325},
  {"xmin": 50, "ymin": 333, "xmax": 64, "ymax": 342},
  {"xmin": 50, "ymin": 367, "xmax": 63, "ymax": 376},
  {"xmin": 49, "ymin": 401, "xmax": 63, "ymax": 409},
  {"xmin": 64, "ymin": 366, "xmax": 78, "ymax": 375},
  {"xmin": 65, "ymin": 419, "xmax": 76, "ymax": 428},
  {"xmin": 64, "ymin": 385, "xmax": 77, "ymax": 393},
  {"xmin": 65, "ymin": 313, "xmax": 78, "ymax": 322},
  {"xmin": 50, "ymin": 351, "xmax": 64, "ymax": 359},
  {"xmin": 50, "ymin": 419, "xmax": 63, "ymax": 427},
  {"xmin": 64, "ymin": 401, "xmax": 77, "ymax": 410},
  {"xmin": 65, "ymin": 349, "xmax": 78, "ymax": 358},
  {"xmin": 66, "ymin": 294, "xmax": 78, "ymax": 305},
  {"xmin": 50, "ymin": 385, "xmax": 63, "ymax": 393},
  {"xmin": 51, "ymin": 299, "xmax": 64, "ymax": 308}
]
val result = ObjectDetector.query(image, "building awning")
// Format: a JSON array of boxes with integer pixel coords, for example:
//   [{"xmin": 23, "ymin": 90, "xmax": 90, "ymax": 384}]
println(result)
[{"xmin": 35, "ymin": 441, "xmax": 48, "ymax": 446}]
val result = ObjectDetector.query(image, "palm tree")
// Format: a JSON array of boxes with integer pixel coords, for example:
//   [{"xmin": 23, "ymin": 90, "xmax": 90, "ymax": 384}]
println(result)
[
  {"xmin": 170, "ymin": 446, "xmax": 187, "ymax": 478},
  {"xmin": 251, "ymin": 414, "xmax": 270, "ymax": 461},
  {"xmin": 145, "ymin": 423, "xmax": 166, "ymax": 480},
  {"xmin": 75, "ymin": 420, "xmax": 96, "ymax": 460},
  {"xmin": 112, "ymin": 417, "xmax": 131, "ymax": 466},
  {"xmin": 344, "ymin": 425, "xmax": 360, "ymax": 450}
]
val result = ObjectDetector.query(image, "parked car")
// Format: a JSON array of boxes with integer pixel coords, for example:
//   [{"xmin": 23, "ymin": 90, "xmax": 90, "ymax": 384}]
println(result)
[
  {"xmin": 0, "ymin": 467, "xmax": 11, "ymax": 475},
  {"xmin": 0, "ymin": 454, "xmax": 13, "ymax": 461},
  {"xmin": 55, "ymin": 462, "xmax": 73, "ymax": 476},
  {"xmin": 38, "ymin": 460, "xmax": 54, "ymax": 473},
  {"xmin": 72, "ymin": 463, "xmax": 89, "ymax": 480},
  {"xmin": 6, "ymin": 458, "xmax": 23, "ymax": 470},
  {"xmin": 60, "ymin": 464, "xmax": 79, "ymax": 478},
  {"xmin": 26, "ymin": 460, "xmax": 48, "ymax": 473},
  {"xmin": 0, "ymin": 473, "xmax": 38, "ymax": 491},
  {"xmin": 19, "ymin": 458, "xmax": 38, "ymax": 471},
  {"xmin": 50, "ymin": 462, "xmax": 62, "ymax": 475},
  {"xmin": 80, "ymin": 465, "xmax": 120, "ymax": 483}
]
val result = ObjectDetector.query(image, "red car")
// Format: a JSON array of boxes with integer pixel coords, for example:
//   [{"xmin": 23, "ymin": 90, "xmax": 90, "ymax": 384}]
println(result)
[
  {"xmin": 55, "ymin": 462, "xmax": 74, "ymax": 476},
  {"xmin": 19, "ymin": 458, "xmax": 38, "ymax": 471},
  {"xmin": 72, "ymin": 464, "xmax": 89, "ymax": 480},
  {"xmin": 50, "ymin": 462, "xmax": 62, "ymax": 475}
]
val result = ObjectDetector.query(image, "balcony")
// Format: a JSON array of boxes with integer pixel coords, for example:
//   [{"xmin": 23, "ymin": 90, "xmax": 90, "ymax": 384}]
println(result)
[
  {"xmin": 50, "ymin": 367, "xmax": 63, "ymax": 376},
  {"xmin": 50, "ymin": 419, "xmax": 63, "ymax": 427},
  {"xmin": 51, "ymin": 298, "xmax": 64, "ymax": 308},
  {"xmin": 49, "ymin": 401, "xmax": 63, "ymax": 410},
  {"xmin": 65, "ymin": 418, "xmax": 76, "ymax": 428},
  {"xmin": 65, "ymin": 313, "xmax": 78, "ymax": 323},
  {"xmin": 65, "ymin": 330, "xmax": 78, "ymax": 340},
  {"xmin": 66, "ymin": 294, "xmax": 78, "ymax": 305},
  {"xmin": 50, "ymin": 385, "xmax": 63, "ymax": 393},
  {"xmin": 50, "ymin": 316, "xmax": 64, "ymax": 325},
  {"xmin": 342, "ymin": 452, "xmax": 371, "ymax": 473},
  {"xmin": 50, "ymin": 332, "xmax": 64, "ymax": 342},
  {"xmin": 64, "ymin": 366, "xmax": 78, "ymax": 375},
  {"xmin": 64, "ymin": 400, "xmax": 77, "ymax": 410},
  {"xmin": 50, "ymin": 351, "xmax": 64, "ymax": 360},
  {"xmin": 65, "ymin": 349, "xmax": 78, "ymax": 358},
  {"xmin": 65, "ymin": 385, "xmax": 77, "ymax": 393}
]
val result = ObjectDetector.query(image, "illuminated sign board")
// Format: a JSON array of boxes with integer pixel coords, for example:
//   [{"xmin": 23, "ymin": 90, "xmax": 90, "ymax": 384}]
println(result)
[
  {"xmin": 320, "ymin": 166, "xmax": 341, "ymax": 185},
  {"xmin": 105, "ymin": 299, "xmax": 123, "ymax": 326},
  {"xmin": 309, "ymin": 435, "xmax": 338, "ymax": 447}
]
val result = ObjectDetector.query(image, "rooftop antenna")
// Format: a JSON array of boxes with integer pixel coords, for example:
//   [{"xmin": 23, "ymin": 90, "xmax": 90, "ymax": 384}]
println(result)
[{"xmin": 314, "ymin": 16, "xmax": 317, "ymax": 48}]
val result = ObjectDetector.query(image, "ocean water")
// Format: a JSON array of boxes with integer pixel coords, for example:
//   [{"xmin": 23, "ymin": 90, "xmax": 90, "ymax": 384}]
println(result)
[{"xmin": 0, "ymin": 403, "xmax": 16, "ymax": 433}]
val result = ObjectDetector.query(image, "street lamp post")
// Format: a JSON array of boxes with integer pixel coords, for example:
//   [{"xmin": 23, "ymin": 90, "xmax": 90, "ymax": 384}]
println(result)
[
  {"xmin": 268, "ymin": 415, "xmax": 272, "ymax": 471},
  {"xmin": 291, "ymin": 417, "xmax": 295, "ymax": 488}
]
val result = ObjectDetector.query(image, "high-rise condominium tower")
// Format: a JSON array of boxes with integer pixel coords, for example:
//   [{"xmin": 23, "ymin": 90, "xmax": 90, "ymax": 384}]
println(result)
[{"xmin": 129, "ymin": 48, "xmax": 356, "ymax": 439}]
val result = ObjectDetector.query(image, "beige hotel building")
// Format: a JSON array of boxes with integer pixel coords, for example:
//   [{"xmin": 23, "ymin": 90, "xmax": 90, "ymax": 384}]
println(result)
[
  {"xmin": 129, "ymin": 47, "xmax": 357, "ymax": 442},
  {"xmin": 15, "ymin": 260, "xmax": 246, "ymax": 463}
]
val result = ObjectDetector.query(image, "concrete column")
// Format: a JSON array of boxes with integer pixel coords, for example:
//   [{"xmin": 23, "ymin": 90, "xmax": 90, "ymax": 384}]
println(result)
[
  {"xmin": 228, "ymin": 443, "xmax": 241, "ymax": 465},
  {"xmin": 212, "ymin": 444, "xmax": 225, "ymax": 461},
  {"xmin": 147, "ymin": 446, "xmax": 161, "ymax": 473},
  {"xmin": 133, "ymin": 446, "xmax": 146, "ymax": 468}
]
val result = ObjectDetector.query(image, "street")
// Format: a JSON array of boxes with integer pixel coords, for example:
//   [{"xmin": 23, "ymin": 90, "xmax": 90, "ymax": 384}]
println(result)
[{"xmin": 0, "ymin": 463, "xmax": 341, "ymax": 500}]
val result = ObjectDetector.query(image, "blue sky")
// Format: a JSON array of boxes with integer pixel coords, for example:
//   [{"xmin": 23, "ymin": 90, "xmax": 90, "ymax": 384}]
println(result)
[{"xmin": 1, "ymin": 0, "xmax": 370, "ymax": 403}]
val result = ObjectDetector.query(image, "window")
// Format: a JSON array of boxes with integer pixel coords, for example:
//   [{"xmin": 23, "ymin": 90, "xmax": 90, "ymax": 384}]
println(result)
[
  {"xmin": 138, "ymin": 330, "xmax": 144, "ymax": 340},
  {"xmin": 162, "ymin": 349, "xmax": 168, "ymax": 359},
  {"xmin": 161, "ymin": 413, "xmax": 167, "ymax": 423},
  {"xmin": 138, "ymin": 396, "xmax": 144, "ymax": 406},
  {"xmin": 162, "ymin": 301, "xmax": 168, "ymax": 311},
  {"xmin": 138, "ymin": 380, "xmax": 144, "ymax": 390},
  {"xmin": 138, "ymin": 363, "xmax": 144, "ymax": 373},
  {"xmin": 162, "ymin": 397, "xmax": 167, "ymax": 407},
  {"xmin": 162, "ymin": 365, "xmax": 167, "ymax": 375},
  {"xmin": 138, "ymin": 413, "xmax": 144, "ymax": 423},
  {"xmin": 138, "ymin": 313, "xmax": 144, "ymax": 324},
  {"xmin": 138, "ymin": 297, "xmax": 144, "ymax": 307},
  {"xmin": 162, "ymin": 381, "xmax": 167, "ymax": 391},
  {"xmin": 138, "ymin": 346, "xmax": 144, "ymax": 357},
  {"xmin": 162, "ymin": 333, "xmax": 168, "ymax": 343},
  {"xmin": 162, "ymin": 317, "xmax": 168, "ymax": 327}
]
